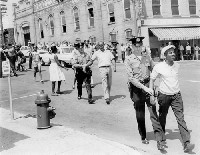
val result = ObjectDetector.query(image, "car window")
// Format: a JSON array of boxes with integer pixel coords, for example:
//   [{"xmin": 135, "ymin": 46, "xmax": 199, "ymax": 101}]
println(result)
[{"xmin": 61, "ymin": 48, "xmax": 71, "ymax": 54}]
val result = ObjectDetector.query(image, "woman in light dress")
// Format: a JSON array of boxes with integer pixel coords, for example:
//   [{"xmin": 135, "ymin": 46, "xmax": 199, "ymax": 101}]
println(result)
[{"xmin": 49, "ymin": 45, "xmax": 67, "ymax": 96}]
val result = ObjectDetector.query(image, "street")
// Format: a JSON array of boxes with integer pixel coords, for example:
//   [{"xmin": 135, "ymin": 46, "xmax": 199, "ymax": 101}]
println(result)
[{"xmin": 1, "ymin": 60, "xmax": 200, "ymax": 155}]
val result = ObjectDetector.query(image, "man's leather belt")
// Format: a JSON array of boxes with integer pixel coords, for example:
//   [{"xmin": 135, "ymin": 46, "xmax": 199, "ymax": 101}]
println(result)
[{"xmin": 99, "ymin": 66, "xmax": 110, "ymax": 68}]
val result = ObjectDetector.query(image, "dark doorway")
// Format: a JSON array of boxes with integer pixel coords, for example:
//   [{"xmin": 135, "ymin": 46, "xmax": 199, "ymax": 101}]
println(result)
[{"xmin": 24, "ymin": 33, "xmax": 30, "ymax": 46}]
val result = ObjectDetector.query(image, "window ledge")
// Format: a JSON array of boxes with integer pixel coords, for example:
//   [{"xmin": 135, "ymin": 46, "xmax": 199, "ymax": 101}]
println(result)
[
  {"xmin": 108, "ymin": 22, "xmax": 115, "ymax": 25},
  {"xmin": 190, "ymin": 15, "xmax": 199, "ymax": 17},
  {"xmin": 172, "ymin": 15, "xmax": 181, "ymax": 18},
  {"xmin": 88, "ymin": 26, "xmax": 95, "ymax": 29},
  {"xmin": 153, "ymin": 15, "xmax": 163, "ymax": 18},
  {"xmin": 124, "ymin": 18, "xmax": 132, "ymax": 22},
  {"xmin": 74, "ymin": 29, "xmax": 80, "ymax": 32}
]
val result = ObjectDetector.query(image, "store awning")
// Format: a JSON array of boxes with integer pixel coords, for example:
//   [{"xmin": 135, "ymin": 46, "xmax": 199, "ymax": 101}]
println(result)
[{"xmin": 150, "ymin": 27, "xmax": 200, "ymax": 40}]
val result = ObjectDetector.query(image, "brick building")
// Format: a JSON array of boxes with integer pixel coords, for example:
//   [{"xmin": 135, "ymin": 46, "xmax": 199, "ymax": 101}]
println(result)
[
  {"xmin": 13, "ymin": 0, "xmax": 140, "ymax": 46},
  {"xmin": 140, "ymin": 0, "xmax": 200, "ymax": 58}
]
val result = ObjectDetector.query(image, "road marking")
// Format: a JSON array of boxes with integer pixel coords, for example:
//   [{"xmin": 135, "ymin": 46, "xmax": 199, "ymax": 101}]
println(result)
[
  {"xmin": 0, "ymin": 93, "xmax": 39, "ymax": 103},
  {"xmin": 187, "ymin": 80, "xmax": 200, "ymax": 83}
]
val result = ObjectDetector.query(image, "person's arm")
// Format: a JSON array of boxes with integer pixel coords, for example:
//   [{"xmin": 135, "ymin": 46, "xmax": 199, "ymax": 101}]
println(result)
[
  {"xmin": 124, "ymin": 59, "xmax": 153, "ymax": 95},
  {"xmin": 54, "ymin": 54, "xmax": 66, "ymax": 69}
]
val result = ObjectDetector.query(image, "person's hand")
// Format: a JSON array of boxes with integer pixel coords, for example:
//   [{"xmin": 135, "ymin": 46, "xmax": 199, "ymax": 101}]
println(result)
[
  {"xmin": 150, "ymin": 96, "xmax": 156, "ymax": 105},
  {"xmin": 144, "ymin": 87, "xmax": 154, "ymax": 96}
]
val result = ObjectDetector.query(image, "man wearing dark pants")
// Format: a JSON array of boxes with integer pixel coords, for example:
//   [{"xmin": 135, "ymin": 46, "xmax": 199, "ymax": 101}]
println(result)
[
  {"xmin": 125, "ymin": 36, "xmax": 165, "ymax": 150},
  {"xmin": 72, "ymin": 43, "xmax": 93, "ymax": 104},
  {"xmin": 150, "ymin": 45, "xmax": 195, "ymax": 153}
]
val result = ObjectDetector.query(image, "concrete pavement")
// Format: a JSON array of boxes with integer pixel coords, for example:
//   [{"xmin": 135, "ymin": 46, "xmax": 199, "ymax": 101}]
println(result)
[{"xmin": 0, "ymin": 108, "xmax": 142, "ymax": 155}]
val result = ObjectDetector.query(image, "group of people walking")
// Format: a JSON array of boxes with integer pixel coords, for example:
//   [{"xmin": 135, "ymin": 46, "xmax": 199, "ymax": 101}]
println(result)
[{"xmin": 1, "ymin": 37, "xmax": 195, "ymax": 153}]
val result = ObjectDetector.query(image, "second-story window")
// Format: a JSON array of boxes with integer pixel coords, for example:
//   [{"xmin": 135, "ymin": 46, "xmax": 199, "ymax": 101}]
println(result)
[
  {"xmin": 73, "ymin": 7, "xmax": 80, "ymax": 30},
  {"xmin": 171, "ymin": 0, "xmax": 179, "ymax": 15},
  {"xmin": 152, "ymin": 0, "xmax": 161, "ymax": 16},
  {"xmin": 39, "ymin": 19, "xmax": 44, "ymax": 38},
  {"xmin": 60, "ymin": 11, "xmax": 66, "ymax": 33},
  {"xmin": 49, "ymin": 15, "xmax": 54, "ymax": 36},
  {"xmin": 108, "ymin": 3, "xmax": 115, "ymax": 23},
  {"xmin": 87, "ymin": 2, "xmax": 94, "ymax": 27},
  {"xmin": 189, "ymin": 0, "xmax": 196, "ymax": 15},
  {"xmin": 124, "ymin": 0, "xmax": 131, "ymax": 19}
]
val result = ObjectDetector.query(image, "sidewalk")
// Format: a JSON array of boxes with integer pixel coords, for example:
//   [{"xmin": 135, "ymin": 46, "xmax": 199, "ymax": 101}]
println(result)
[{"xmin": 0, "ymin": 108, "xmax": 142, "ymax": 155}]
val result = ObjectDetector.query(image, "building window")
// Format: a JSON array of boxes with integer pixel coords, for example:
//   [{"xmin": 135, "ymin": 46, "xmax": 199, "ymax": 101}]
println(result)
[
  {"xmin": 124, "ymin": 0, "xmax": 131, "ymax": 19},
  {"xmin": 152, "ymin": 0, "xmax": 161, "ymax": 16},
  {"xmin": 108, "ymin": 3, "xmax": 115, "ymax": 23},
  {"xmin": 125, "ymin": 29, "xmax": 132, "ymax": 39},
  {"xmin": 189, "ymin": 0, "xmax": 196, "ymax": 15},
  {"xmin": 171, "ymin": 0, "xmax": 179, "ymax": 15},
  {"xmin": 49, "ymin": 15, "xmax": 54, "ymax": 36},
  {"xmin": 73, "ymin": 7, "xmax": 80, "ymax": 30},
  {"xmin": 110, "ymin": 33, "xmax": 116, "ymax": 42},
  {"xmin": 87, "ymin": 2, "xmax": 94, "ymax": 27},
  {"xmin": 60, "ymin": 11, "xmax": 66, "ymax": 33},
  {"xmin": 39, "ymin": 19, "xmax": 44, "ymax": 38}
]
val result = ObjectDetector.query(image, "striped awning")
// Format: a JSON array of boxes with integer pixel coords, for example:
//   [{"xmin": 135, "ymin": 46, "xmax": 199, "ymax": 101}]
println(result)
[{"xmin": 150, "ymin": 27, "xmax": 200, "ymax": 40}]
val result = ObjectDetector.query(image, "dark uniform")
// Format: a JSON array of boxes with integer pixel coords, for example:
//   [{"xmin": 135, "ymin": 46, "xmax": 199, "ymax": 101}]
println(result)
[
  {"xmin": 125, "ymin": 36, "xmax": 165, "ymax": 150},
  {"xmin": 72, "ymin": 48, "xmax": 93, "ymax": 103}
]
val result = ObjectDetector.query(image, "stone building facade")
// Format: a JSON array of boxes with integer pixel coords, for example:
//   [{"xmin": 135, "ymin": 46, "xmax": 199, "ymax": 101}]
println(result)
[
  {"xmin": 14, "ymin": 0, "xmax": 139, "ymax": 46},
  {"xmin": 140, "ymin": 0, "xmax": 200, "ymax": 57}
]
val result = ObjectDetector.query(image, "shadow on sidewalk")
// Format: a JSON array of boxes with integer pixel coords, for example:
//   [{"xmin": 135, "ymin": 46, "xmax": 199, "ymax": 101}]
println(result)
[{"xmin": 0, "ymin": 127, "xmax": 29, "ymax": 152}]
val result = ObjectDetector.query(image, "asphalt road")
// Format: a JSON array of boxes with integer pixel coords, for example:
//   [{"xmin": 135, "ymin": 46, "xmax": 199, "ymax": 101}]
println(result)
[{"xmin": 1, "ymin": 60, "xmax": 200, "ymax": 155}]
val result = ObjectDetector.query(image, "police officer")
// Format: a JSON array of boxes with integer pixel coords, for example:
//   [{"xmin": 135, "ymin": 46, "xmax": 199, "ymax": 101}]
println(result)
[
  {"xmin": 125, "ymin": 36, "xmax": 165, "ymax": 150},
  {"xmin": 71, "ymin": 42, "xmax": 94, "ymax": 104}
]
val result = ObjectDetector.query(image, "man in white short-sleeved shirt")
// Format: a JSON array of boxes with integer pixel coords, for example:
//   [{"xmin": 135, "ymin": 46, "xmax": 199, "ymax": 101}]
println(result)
[
  {"xmin": 149, "ymin": 45, "xmax": 194, "ymax": 153},
  {"xmin": 83, "ymin": 42, "xmax": 116, "ymax": 105}
]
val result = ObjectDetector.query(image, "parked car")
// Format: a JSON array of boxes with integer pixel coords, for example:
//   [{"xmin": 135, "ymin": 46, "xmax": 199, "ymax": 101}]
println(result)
[
  {"xmin": 38, "ymin": 50, "xmax": 51, "ymax": 66},
  {"xmin": 57, "ymin": 45, "xmax": 74, "ymax": 67},
  {"xmin": 20, "ymin": 46, "xmax": 30, "ymax": 57}
]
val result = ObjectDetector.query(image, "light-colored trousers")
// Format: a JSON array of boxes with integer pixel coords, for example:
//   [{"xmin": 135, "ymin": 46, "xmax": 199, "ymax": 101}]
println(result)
[{"xmin": 99, "ymin": 67, "xmax": 112, "ymax": 100}]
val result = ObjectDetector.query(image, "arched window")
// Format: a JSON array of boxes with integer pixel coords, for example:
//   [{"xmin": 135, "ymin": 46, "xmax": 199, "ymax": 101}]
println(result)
[
  {"xmin": 124, "ymin": 0, "xmax": 131, "ymax": 19},
  {"xmin": 60, "ymin": 11, "xmax": 66, "ymax": 33},
  {"xmin": 49, "ymin": 15, "xmax": 54, "ymax": 35},
  {"xmin": 73, "ymin": 7, "xmax": 80, "ymax": 30},
  {"xmin": 171, "ymin": 0, "xmax": 179, "ymax": 15},
  {"xmin": 108, "ymin": 3, "xmax": 115, "ymax": 23},
  {"xmin": 38, "ymin": 18, "xmax": 44, "ymax": 38},
  {"xmin": 87, "ymin": 2, "xmax": 94, "ymax": 27},
  {"xmin": 152, "ymin": 0, "xmax": 161, "ymax": 16},
  {"xmin": 189, "ymin": 0, "xmax": 196, "ymax": 15}
]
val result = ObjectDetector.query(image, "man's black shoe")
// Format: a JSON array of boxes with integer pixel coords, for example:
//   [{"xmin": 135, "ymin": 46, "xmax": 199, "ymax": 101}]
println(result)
[
  {"xmin": 157, "ymin": 141, "xmax": 165, "ymax": 150},
  {"xmin": 88, "ymin": 99, "xmax": 94, "ymax": 104},
  {"xmin": 141, "ymin": 139, "xmax": 149, "ymax": 144},
  {"xmin": 77, "ymin": 96, "xmax": 81, "ymax": 100},
  {"xmin": 106, "ymin": 99, "xmax": 110, "ymax": 105},
  {"xmin": 184, "ymin": 143, "xmax": 195, "ymax": 153}
]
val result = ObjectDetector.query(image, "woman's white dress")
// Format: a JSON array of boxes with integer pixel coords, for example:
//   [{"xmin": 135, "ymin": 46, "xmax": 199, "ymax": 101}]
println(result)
[{"xmin": 49, "ymin": 54, "xmax": 65, "ymax": 81}]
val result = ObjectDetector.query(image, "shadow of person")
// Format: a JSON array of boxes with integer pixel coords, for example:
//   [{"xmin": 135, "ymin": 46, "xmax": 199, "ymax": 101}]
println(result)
[
  {"xmin": 110, "ymin": 95, "xmax": 126, "ymax": 102},
  {"xmin": 61, "ymin": 90, "xmax": 73, "ymax": 95},
  {"xmin": 42, "ymin": 80, "xmax": 49, "ymax": 83},
  {"xmin": 92, "ymin": 82, "xmax": 102, "ymax": 88}
]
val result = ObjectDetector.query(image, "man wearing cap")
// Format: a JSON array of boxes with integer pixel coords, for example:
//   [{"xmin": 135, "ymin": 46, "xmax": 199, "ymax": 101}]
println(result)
[
  {"xmin": 125, "ymin": 37, "xmax": 166, "ymax": 150},
  {"xmin": 83, "ymin": 41, "xmax": 116, "ymax": 105},
  {"xmin": 149, "ymin": 45, "xmax": 195, "ymax": 153},
  {"xmin": 71, "ymin": 42, "xmax": 94, "ymax": 104}
]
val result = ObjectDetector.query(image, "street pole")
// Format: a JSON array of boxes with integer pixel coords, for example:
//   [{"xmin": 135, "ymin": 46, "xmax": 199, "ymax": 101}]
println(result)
[{"xmin": 0, "ymin": 7, "xmax": 4, "ymax": 78}]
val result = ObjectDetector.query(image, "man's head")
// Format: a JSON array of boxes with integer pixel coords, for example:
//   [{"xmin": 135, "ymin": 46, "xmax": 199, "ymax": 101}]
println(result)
[
  {"xmin": 161, "ymin": 45, "xmax": 176, "ymax": 61},
  {"xmin": 98, "ymin": 42, "xmax": 105, "ymax": 51}
]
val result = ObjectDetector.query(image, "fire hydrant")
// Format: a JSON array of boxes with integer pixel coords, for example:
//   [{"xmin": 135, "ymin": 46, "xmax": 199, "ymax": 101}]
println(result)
[{"xmin": 35, "ymin": 90, "xmax": 56, "ymax": 129}]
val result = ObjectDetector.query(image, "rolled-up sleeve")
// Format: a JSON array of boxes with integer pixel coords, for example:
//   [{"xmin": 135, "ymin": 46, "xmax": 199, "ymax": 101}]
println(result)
[{"xmin": 150, "ymin": 65, "xmax": 159, "ymax": 80}]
